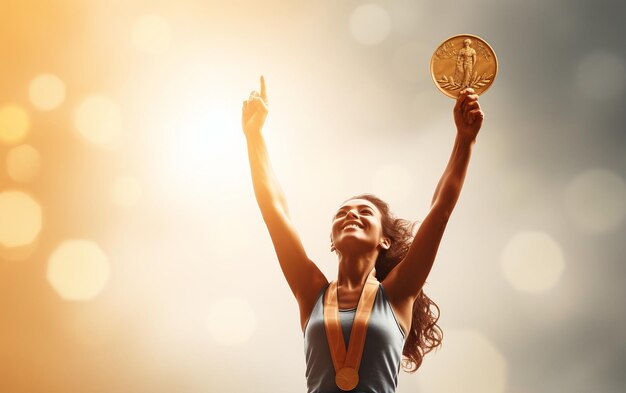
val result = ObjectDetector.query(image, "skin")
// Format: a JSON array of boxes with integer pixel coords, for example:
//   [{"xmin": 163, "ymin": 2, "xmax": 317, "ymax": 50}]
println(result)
[
  {"xmin": 242, "ymin": 76, "xmax": 484, "ymax": 335},
  {"xmin": 330, "ymin": 198, "xmax": 390, "ymax": 308}
]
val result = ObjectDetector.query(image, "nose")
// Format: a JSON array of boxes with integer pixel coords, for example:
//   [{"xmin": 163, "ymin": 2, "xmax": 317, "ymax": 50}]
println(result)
[{"xmin": 346, "ymin": 209, "xmax": 359, "ymax": 219}]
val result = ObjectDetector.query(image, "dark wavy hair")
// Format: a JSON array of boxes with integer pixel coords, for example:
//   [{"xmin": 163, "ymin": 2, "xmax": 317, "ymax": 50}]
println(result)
[{"xmin": 337, "ymin": 193, "xmax": 443, "ymax": 372}]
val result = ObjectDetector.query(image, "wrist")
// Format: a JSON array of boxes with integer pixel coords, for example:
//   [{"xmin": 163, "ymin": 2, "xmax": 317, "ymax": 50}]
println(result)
[
  {"xmin": 456, "ymin": 130, "xmax": 477, "ymax": 145},
  {"xmin": 244, "ymin": 127, "xmax": 263, "ymax": 140}
]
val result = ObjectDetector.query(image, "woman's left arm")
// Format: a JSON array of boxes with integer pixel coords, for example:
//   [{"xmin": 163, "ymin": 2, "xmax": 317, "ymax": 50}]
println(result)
[{"xmin": 382, "ymin": 88, "xmax": 484, "ymax": 303}]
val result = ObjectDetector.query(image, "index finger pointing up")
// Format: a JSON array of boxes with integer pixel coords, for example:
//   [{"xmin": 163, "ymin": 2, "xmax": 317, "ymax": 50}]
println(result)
[{"xmin": 260, "ymin": 75, "xmax": 267, "ymax": 102}]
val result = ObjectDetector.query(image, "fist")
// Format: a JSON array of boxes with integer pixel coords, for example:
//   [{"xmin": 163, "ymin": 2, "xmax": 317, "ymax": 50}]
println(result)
[
  {"xmin": 454, "ymin": 88, "xmax": 484, "ymax": 141},
  {"xmin": 242, "ymin": 75, "xmax": 269, "ymax": 137}
]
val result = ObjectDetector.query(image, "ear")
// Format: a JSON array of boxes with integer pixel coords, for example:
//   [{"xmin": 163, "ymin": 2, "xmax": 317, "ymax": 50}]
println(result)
[{"xmin": 380, "ymin": 237, "xmax": 391, "ymax": 250}]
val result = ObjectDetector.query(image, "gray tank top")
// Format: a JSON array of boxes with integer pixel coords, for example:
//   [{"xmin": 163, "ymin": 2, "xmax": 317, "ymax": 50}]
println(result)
[{"xmin": 303, "ymin": 282, "xmax": 407, "ymax": 393}]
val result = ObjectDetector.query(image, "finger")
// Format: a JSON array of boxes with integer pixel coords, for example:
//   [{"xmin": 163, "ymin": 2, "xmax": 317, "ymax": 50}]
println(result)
[
  {"xmin": 454, "ymin": 89, "xmax": 472, "ymax": 113},
  {"xmin": 464, "ymin": 101, "xmax": 480, "ymax": 110},
  {"xmin": 469, "ymin": 109, "xmax": 484, "ymax": 118},
  {"xmin": 474, "ymin": 110, "xmax": 485, "ymax": 127},
  {"xmin": 463, "ymin": 101, "xmax": 480, "ymax": 116},
  {"xmin": 468, "ymin": 109, "xmax": 484, "ymax": 124},
  {"xmin": 260, "ymin": 75, "xmax": 267, "ymax": 102},
  {"xmin": 462, "ymin": 93, "xmax": 480, "ymax": 111},
  {"xmin": 250, "ymin": 96, "xmax": 268, "ymax": 112},
  {"xmin": 249, "ymin": 90, "xmax": 260, "ymax": 99}
]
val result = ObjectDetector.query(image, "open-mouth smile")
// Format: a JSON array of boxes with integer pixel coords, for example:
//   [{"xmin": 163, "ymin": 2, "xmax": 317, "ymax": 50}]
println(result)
[{"xmin": 342, "ymin": 222, "xmax": 364, "ymax": 230}]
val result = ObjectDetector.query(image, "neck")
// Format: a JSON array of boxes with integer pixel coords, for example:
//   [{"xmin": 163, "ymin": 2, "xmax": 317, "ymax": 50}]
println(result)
[{"xmin": 336, "ymin": 251, "xmax": 378, "ymax": 290}]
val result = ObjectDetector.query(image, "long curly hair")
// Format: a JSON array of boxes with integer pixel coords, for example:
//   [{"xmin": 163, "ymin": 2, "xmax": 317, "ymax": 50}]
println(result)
[{"xmin": 337, "ymin": 193, "xmax": 443, "ymax": 373}]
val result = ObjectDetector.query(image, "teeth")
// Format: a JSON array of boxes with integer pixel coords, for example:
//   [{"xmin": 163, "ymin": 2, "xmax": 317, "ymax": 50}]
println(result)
[{"xmin": 344, "ymin": 224, "xmax": 362, "ymax": 230}]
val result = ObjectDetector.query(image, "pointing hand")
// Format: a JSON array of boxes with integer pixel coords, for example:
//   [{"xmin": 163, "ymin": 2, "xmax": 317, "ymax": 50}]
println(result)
[{"xmin": 242, "ymin": 75, "xmax": 269, "ymax": 137}]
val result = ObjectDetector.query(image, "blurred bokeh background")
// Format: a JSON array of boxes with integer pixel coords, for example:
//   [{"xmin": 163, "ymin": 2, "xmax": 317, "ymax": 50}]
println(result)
[{"xmin": 1, "ymin": 0, "xmax": 625, "ymax": 392}]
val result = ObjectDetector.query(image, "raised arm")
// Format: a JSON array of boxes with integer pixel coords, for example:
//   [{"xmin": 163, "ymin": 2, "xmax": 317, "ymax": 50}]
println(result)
[
  {"xmin": 242, "ymin": 76, "xmax": 328, "ymax": 329},
  {"xmin": 382, "ymin": 88, "xmax": 484, "ymax": 303},
  {"xmin": 430, "ymin": 88, "xmax": 483, "ymax": 209}
]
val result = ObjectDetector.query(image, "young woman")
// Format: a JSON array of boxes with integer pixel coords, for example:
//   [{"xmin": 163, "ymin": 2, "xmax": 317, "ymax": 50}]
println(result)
[{"xmin": 242, "ymin": 76, "xmax": 484, "ymax": 393}]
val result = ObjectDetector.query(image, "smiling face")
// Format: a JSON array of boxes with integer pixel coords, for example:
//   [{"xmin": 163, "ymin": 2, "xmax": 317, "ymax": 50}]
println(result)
[{"xmin": 330, "ymin": 198, "xmax": 390, "ymax": 255}]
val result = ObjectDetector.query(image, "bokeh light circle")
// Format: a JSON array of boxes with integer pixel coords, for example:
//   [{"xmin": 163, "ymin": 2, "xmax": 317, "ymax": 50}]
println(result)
[
  {"xmin": 0, "ymin": 105, "xmax": 30, "ymax": 145},
  {"xmin": 74, "ymin": 96, "xmax": 123, "ymax": 148},
  {"xmin": 111, "ymin": 175, "xmax": 143, "ymax": 207},
  {"xmin": 6, "ymin": 144, "xmax": 41, "ymax": 183},
  {"xmin": 0, "ymin": 190, "xmax": 42, "ymax": 247},
  {"xmin": 28, "ymin": 74, "xmax": 66, "ymax": 111},
  {"xmin": 417, "ymin": 329, "xmax": 507, "ymax": 393},
  {"xmin": 501, "ymin": 231, "xmax": 565, "ymax": 293},
  {"xmin": 349, "ymin": 4, "xmax": 391, "ymax": 45},
  {"xmin": 576, "ymin": 51, "xmax": 626, "ymax": 100},
  {"xmin": 47, "ymin": 240, "xmax": 110, "ymax": 301},
  {"xmin": 206, "ymin": 298, "xmax": 257, "ymax": 345},
  {"xmin": 564, "ymin": 168, "xmax": 626, "ymax": 233},
  {"xmin": 131, "ymin": 14, "xmax": 172, "ymax": 55}
]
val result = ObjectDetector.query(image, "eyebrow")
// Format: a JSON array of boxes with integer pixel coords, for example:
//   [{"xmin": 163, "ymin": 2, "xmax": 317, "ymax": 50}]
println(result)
[{"xmin": 336, "ymin": 204, "xmax": 375, "ymax": 212}]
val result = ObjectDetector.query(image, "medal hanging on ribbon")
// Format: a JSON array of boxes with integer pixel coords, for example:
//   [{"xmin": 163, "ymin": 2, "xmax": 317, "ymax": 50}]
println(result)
[{"xmin": 323, "ymin": 270, "xmax": 379, "ymax": 391}]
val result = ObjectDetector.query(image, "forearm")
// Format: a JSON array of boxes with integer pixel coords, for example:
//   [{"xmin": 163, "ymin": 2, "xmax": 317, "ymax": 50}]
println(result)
[
  {"xmin": 245, "ymin": 131, "xmax": 289, "ymax": 215},
  {"xmin": 430, "ymin": 134, "xmax": 476, "ymax": 213}
]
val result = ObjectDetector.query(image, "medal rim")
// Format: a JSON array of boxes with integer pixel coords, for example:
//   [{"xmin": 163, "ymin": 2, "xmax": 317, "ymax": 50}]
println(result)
[
  {"xmin": 335, "ymin": 366, "xmax": 359, "ymax": 391},
  {"xmin": 430, "ymin": 33, "xmax": 498, "ymax": 99}
]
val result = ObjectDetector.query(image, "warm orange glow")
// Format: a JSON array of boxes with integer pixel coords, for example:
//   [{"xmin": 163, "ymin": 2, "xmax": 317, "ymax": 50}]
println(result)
[
  {"xmin": 131, "ymin": 14, "xmax": 172, "ymax": 55},
  {"xmin": 6, "ymin": 144, "xmax": 41, "ymax": 183},
  {"xmin": 73, "ymin": 96, "xmax": 123, "ymax": 149},
  {"xmin": 111, "ymin": 175, "xmax": 143, "ymax": 207},
  {"xmin": 0, "ymin": 190, "xmax": 42, "ymax": 247},
  {"xmin": 28, "ymin": 74, "xmax": 66, "ymax": 111},
  {"xmin": 0, "ymin": 105, "xmax": 30, "ymax": 145},
  {"xmin": 0, "ymin": 1, "xmax": 621, "ymax": 392}
]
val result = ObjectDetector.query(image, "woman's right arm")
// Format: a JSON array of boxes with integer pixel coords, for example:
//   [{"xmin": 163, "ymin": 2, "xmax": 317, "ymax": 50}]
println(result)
[{"xmin": 242, "ymin": 77, "xmax": 328, "ymax": 328}]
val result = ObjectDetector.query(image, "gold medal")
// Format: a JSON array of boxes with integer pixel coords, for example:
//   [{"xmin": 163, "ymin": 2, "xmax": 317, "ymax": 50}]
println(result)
[
  {"xmin": 323, "ymin": 270, "xmax": 379, "ymax": 391},
  {"xmin": 335, "ymin": 366, "xmax": 359, "ymax": 391},
  {"xmin": 430, "ymin": 34, "xmax": 498, "ymax": 98}
]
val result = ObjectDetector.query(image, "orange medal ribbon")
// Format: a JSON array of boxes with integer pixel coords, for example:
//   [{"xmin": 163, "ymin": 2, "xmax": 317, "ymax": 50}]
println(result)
[{"xmin": 323, "ymin": 270, "xmax": 379, "ymax": 391}]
